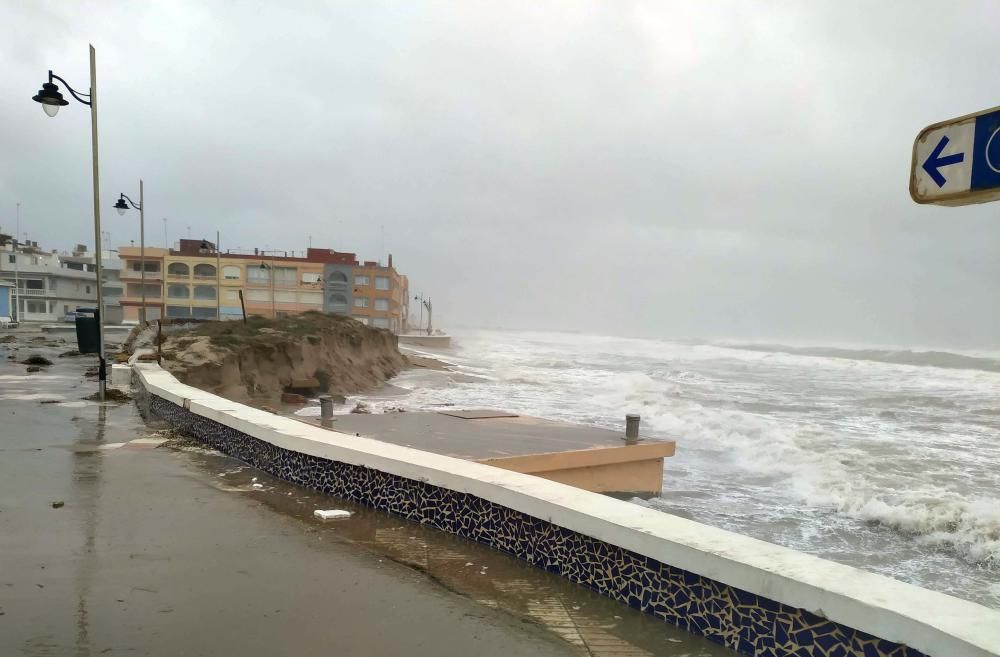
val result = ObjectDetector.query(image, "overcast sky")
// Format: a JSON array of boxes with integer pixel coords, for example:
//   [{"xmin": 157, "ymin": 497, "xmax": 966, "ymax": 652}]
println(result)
[{"xmin": 2, "ymin": 1, "xmax": 999, "ymax": 348}]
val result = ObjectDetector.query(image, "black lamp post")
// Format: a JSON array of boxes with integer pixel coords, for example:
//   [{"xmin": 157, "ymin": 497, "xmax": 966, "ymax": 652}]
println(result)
[
  {"xmin": 33, "ymin": 46, "xmax": 108, "ymax": 398},
  {"xmin": 114, "ymin": 185, "xmax": 146, "ymax": 323}
]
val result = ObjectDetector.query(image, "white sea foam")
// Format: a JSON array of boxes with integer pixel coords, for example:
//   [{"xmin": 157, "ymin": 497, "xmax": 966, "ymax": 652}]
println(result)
[{"xmin": 376, "ymin": 329, "xmax": 1000, "ymax": 606}]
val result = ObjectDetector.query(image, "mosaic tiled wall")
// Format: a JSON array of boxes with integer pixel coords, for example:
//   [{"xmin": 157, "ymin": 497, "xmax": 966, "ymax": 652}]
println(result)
[{"xmin": 145, "ymin": 391, "xmax": 927, "ymax": 657}]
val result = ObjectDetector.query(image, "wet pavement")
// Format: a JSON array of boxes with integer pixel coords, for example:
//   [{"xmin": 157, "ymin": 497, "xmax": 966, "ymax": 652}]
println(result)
[{"xmin": 0, "ymin": 331, "xmax": 731, "ymax": 657}]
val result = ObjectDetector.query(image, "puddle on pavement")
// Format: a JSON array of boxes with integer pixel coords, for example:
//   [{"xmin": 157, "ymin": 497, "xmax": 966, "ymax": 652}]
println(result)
[{"xmin": 163, "ymin": 438, "xmax": 733, "ymax": 657}]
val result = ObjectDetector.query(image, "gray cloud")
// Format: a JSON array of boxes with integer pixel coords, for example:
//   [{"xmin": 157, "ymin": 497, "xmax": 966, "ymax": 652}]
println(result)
[{"xmin": 2, "ymin": 1, "xmax": 999, "ymax": 347}]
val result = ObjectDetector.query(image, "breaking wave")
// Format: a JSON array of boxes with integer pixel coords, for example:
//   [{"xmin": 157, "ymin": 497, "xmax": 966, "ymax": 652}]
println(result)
[{"xmin": 720, "ymin": 344, "xmax": 1000, "ymax": 373}]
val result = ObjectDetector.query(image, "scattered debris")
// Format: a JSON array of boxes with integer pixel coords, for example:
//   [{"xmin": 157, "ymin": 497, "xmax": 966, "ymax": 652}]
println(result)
[
  {"xmin": 84, "ymin": 366, "xmax": 99, "ymax": 378},
  {"xmin": 39, "ymin": 400, "xmax": 61, "ymax": 404},
  {"xmin": 84, "ymin": 389, "xmax": 132, "ymax": 403},
  {"xmin": 314, "ymin": 509, "xmax": 352, "ymax": 521},
  {"xmin": 26, "ymin": 365, "xmax": 41, "ymax": 373},
  {"xmin": 350, "ymin": 402, "xmax": 370, "ymax": 414},
  {"xmin": 51, "ymin": 501, "xmax": 64, "ymax": 509},
  {"xmin": 59, "ymin": 350, "xmax": 86, "ymax": 358},
  {"xmin": 251, "ymin": 483, "xmax": 264, "ymax": 489},
  {"xmin": 0, "ymin": 335, "xmax": 17, "ymax": 343},
  {"xmin": 21, "ymin": 354, "xmax": 52, "ymax": 366},
  {"xmin": 280, "ymin": 392, "xmax": 309, "ymax": 405}
]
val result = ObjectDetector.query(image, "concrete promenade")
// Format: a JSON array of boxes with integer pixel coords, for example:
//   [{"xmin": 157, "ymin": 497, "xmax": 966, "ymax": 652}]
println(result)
[{"xmin": 0, "ymin": 333, "xmax": 724, "ymax": 656}]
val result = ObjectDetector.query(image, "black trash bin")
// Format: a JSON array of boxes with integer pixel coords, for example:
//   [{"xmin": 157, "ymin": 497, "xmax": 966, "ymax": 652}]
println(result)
[{"xmin": 74, "ymin": 307, "xmax": 100, "ymax": 355}]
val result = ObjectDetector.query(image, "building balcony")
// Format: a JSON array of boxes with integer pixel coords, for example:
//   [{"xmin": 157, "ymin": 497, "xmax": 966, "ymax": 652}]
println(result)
[
  {"xmin": 14, "ymin": 289, "xmax": 56, "ymax": 298},
  {"xmin": 119, "ymin": 295, "xmax": 164, "ymax": 305},
  {"xmin": 167, "ymin": 273, "xmax": 190, "ymax": 281},
  {"xmin": 121, "ymin": 270, "xmax": 162, "ymax": 281}
]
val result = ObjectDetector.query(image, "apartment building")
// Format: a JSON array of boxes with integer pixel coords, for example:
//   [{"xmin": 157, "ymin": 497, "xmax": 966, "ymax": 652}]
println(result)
[
  {"xmin": 350, "ymin": 255, "xmax": 409, "ymax": 332},
  {"xmin": 0, "ymin": 236, "xmax": 122, "ymax": 323},
  {"xmin": 118, "ymin": 239, "xmax": 409, "ymax": 332}
]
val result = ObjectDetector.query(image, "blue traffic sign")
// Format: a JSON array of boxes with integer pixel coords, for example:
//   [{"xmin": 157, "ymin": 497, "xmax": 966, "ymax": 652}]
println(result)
[{"xmin": 911, "ymin": 105, "xmax": 1000, "ymax": 206}]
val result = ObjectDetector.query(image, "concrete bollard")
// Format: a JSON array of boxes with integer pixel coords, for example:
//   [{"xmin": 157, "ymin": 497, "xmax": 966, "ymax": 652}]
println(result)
[
  {"xmin": 625, "ymin": 414, "xmax": 640, "ymax": 444},
  {"xmin": 319, "ymin": 395, "xmax": 333, "ymax": 420}
]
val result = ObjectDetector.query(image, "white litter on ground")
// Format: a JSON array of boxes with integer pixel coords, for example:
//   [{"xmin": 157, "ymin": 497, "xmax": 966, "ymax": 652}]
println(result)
[
  {"xmin": 97, "ymin": 442, "xmax": 127, "ymax": 451},
  {"xmin": 251, "ymin": 483, "xmax": 264, "ymax": 489},
  {"xmin": 314, "ymin": 509, "xmax": 352, "ymax": 521}
]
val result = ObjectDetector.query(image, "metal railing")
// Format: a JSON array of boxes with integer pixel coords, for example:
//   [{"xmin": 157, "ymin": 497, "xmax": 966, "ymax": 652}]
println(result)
[{"xmin": 14, "ymin": 288, "xmax": 56, "ymax": 297}]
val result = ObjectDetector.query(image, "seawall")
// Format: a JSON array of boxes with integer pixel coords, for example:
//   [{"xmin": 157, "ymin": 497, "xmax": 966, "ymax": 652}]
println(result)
[{"xmin": 133, "ymin": 362, "xmax": 1000, "ymax": 657}]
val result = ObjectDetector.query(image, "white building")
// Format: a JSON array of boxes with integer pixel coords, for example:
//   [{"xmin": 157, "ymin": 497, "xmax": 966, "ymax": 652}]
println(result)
[{"xmin": 0, "ymin": 235, "xmax": 123, "ymax": 323}]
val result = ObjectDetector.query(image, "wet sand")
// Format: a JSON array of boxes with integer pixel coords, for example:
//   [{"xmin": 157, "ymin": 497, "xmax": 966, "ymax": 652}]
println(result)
[{"xmin": 0, "ymin": 331, "xmax": 730, "ymax": 656}]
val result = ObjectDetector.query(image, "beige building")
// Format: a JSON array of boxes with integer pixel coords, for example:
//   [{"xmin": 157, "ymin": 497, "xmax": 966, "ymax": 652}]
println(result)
[{"xmin": 118, "ymin": 239, "xmax": 409, "ymax": 331}]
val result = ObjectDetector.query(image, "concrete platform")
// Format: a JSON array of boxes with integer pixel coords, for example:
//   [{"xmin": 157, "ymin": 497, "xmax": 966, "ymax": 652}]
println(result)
[
  {"xmin": 398, "ymin": 334, "xmax": 452, "ymax": 348},
  {"xmin": 323, "ymin": 411, "xmax": 675, "ymax": 495}
]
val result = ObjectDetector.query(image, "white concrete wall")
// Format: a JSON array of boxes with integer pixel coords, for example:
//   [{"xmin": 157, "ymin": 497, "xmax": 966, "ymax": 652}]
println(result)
[{"xmin": 134, "ymin": 363, "xmax": 1000, "ymax": 657}]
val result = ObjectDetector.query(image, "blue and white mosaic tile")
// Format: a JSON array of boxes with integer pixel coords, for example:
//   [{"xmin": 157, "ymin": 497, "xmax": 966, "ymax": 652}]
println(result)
[{"xmin": 146, "ymin": 393, "xmax": 928, "ymax": 657}]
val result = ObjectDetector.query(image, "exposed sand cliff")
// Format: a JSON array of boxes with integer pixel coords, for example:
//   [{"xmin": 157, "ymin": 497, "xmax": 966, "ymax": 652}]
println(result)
[{"xmin": 152, "ymin": 312, "xmax": 406, "ymax": 403}]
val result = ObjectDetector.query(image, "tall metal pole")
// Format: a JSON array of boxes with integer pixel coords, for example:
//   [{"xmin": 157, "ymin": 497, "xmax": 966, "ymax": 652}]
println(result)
[
  {"xmin": 88, "ymin": 44, "xmax": 107, "ymax": 399},
  {"xmin": 13, "ymin": 202, "xmax": 20, "ymax": 321},
  {"xmin": 215, "ymin": 230, "xmax": 221, "ymax": 320},
  {"xmin": 139, "ymin": 178, "xmax": 146, "ymax": 324},
  {"xmin": 271, "ymin": 253, "xmax": 276, "ymax": 318}
]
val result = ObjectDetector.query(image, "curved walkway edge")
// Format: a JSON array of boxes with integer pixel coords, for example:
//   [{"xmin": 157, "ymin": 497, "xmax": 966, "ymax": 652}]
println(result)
[{"xmin": 133, "ymin": 363, "xmax": 1000, "ymax": 657}]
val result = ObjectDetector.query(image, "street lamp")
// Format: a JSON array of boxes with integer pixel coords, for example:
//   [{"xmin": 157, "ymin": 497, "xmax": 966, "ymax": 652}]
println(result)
[
  {"xmin": 258, "ymin": 261, "xmax": 276, "ymax": 318},
  {"xmin": 114, "ymin": 183, "xmax": 146, "ymax": 324},
  {"xmin": 32, "ymin": 45, "xmax": 108, "ymax": 399}
]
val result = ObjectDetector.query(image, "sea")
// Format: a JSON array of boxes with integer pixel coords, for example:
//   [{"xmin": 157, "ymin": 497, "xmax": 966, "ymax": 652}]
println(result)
[{"xmin": 306, "ymin": 329, "xmax": 1000, "ymax": 608}]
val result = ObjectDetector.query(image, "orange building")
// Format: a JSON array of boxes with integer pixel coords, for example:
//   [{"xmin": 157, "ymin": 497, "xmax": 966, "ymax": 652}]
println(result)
[{"xmin": 118, "ymin": 240, "xmax": 409, "ymax": 332}]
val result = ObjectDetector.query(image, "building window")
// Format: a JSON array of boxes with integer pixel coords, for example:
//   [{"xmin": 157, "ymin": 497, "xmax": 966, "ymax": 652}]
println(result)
[
  {"xmin": 298, "ymin": 292, "xmax": 322, "ymax": 305},
  {"xmin": 372, "ymin": 317, "xmax": 390, "ymax": 329},
  {"xmin": 274, "ymin": 267, "xmax": 297, "ymax": 286},
  {"xmin": 375, "ymin": 276, "xmax": 389, "ymax": 290},
  {"xmin": 354, "ymin": 297, "xmax": 369, "ymax": 308},
  {"xmin": 7, "ymin": 255, "xmax": 14, "ymax": 264},
  {"xmin": 127, "ymin": 283, "xmax": 162, "ymax": 298},
  {"xmin": 25, "ymin": 279, "xmax": 44, "ymax": 290},
  {"xmin": 223, "ymin": 265, "xmax": 241, "ymax": 280},
  {"xmin": 166, "ymin": 305, "xmax": 191, "ymax": 318},
  {"xmin": 167, "ymin": 285, "xmax": 189, "ymax": 299},
  {"xmin": 193, "ymin": 285, "xmax": 217, "ymax": 300},
  {"xmin": 26, "ymin": 300, "xmax": 47, "ymax": 314},
  {"xmin": 246, "ymin": 289, "xmax": 270, "ymax": 302},
  {"xmin": 248, "ymin": 266, "xmax": 269, "ymax": 284},
  {"xmin": 130, "ymin": 261, "xmax": 160, "ymax": 273},
  {"xmin": 85, "ymin": 285, "xmax": 91, "ymax": 294},
  {"xmin": 328, "ymin": 293, "xmax": 349, "ymax": 314},
  {"xmin": 302, "ymin": 272, "xmax": 321, "ymax": 284},
  {"xmin": 193, "ymin": 263, "xmax": 216, "ymax": 279},
  {"xmin": 354, "ymin": 275, "xmax": 369, "ymax": 286},
  {"xmin": 327, "ymin": 270, "xmax": 348, "ymax": 284},
  {"xmin": 168, "ymin": 262, "xmax": 190, "ymax": 277},
  {"xmin": 192, "ymin": 307, "xmax": 217, "ymax": 319},
  {"xmin": 224, "ymin": 289, "xmax": 241, "ymax": 302},
  {"xmin": 374, "ymin": 298, "xmax": 389, "ymax": 311}
]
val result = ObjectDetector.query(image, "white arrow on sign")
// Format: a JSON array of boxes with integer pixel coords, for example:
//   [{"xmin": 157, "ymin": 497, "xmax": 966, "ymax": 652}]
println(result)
[{"xmin": 910, "ymin": 120, "xmax": 974, "ymax": 202}]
